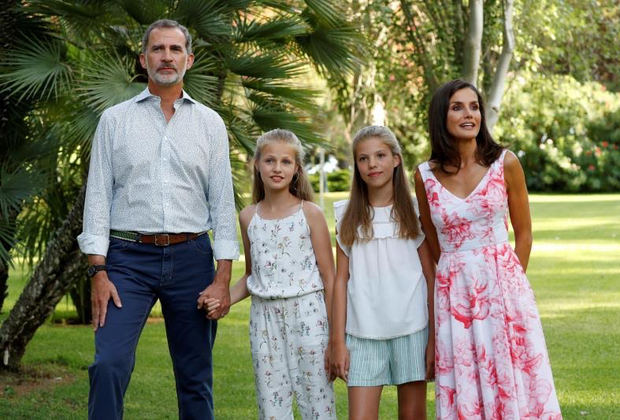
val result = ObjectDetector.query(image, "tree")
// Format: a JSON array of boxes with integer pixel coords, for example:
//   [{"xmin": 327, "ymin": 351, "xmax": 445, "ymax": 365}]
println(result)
[
  {"xmin": 0, "ymin": 0, "xmax": 363, "ymax": 371},
  {"xmin": 398, "ymin": 0, "xmax": 515, "ymax": 130},
  {"xmin": 0, "ymin": 0, "xmax": 52, "ymax": 313}
]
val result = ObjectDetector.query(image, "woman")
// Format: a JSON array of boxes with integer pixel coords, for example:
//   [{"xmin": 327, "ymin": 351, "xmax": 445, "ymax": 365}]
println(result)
[{"xmin": 414, "ymin": 79, "xmax": 562, "ymax": 419}]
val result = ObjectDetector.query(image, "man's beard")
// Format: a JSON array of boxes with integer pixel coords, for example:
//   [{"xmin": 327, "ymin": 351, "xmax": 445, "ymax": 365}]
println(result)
[{"xmin": 146, "ymin": 62, "xmax": 186, "ymax": 86}]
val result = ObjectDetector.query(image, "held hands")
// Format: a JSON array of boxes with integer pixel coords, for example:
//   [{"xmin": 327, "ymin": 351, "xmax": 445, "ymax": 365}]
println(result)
[
  {"xmin": 90, "ymin": 271, "xmax": 122, "ymax": 332},
  {"xmin": 200, "ymin": 298, "xmax": 222, "ymax": 319},
  {"xmin": 197, "ymin": 280, "xmax": 231, "ymax": 320}
]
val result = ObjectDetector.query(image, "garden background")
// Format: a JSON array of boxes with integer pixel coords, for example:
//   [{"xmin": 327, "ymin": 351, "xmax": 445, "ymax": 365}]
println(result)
[{"xmin": 1, "ymin": 1, "xmax": 619, "ymax": 419}]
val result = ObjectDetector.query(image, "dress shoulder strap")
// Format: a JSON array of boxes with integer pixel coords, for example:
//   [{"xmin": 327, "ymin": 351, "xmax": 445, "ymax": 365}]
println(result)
[
  {"xmin": 497, "ymin": 149, "xmax": 509, "ymax": 168},
  {"xmin": 417, "ymin": 161, "xmax": 433, "ymax": 182}
]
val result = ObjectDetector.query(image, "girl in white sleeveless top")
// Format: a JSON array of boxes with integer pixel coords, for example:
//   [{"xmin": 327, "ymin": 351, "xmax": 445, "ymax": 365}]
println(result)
[
  {"xmin": 206, "ymin": 129, "xmax": 336, "ymax": 419},
  {"xmin": 331, "ymin": 126, "xmax": 436, "ymax": 420}
]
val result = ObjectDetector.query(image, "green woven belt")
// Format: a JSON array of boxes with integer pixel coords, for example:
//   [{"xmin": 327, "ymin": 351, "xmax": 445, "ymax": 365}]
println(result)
[{"xmin": 109, "ymin": 230, "xmax": 140, "ymax": 242}]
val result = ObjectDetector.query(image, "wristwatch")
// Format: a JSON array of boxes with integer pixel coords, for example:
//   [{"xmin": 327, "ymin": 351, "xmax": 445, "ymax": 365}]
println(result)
[{"xmin": 87, "ymin": 264, "xmax": 107, "ymax": 277}]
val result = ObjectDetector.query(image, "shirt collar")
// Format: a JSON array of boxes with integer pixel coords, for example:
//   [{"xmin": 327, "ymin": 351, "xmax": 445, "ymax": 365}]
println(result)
[{"xmin": 134, "ymin": 87, "xmax": 197, "ymax": 105}]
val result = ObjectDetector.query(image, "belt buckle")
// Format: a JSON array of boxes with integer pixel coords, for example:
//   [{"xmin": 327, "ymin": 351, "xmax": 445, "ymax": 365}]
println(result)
[{"xmin": 154, "ymin": 234, "xmax": 170, "ymax": 246}]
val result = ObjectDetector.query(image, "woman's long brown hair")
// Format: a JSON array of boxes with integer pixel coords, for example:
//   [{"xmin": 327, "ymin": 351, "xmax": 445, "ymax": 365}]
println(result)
[{"xmin": 339, "ymin": 126, "xmax": 420, "ymax": 247}]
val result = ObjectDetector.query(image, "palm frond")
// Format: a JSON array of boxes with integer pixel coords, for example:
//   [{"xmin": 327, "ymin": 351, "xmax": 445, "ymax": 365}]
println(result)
[
  {"xmin": 304, "ymin": 0, "xmax": 346, "ymax": 28},
  {"xmin": 218, "ymin": 106, "xmax": 262, "ymax": 154},
  {"xmin": 0, "ymin": 166, "xmax": 44, "ymax": 218},
  {"xmin": 242, "ymin": 78, "xmax": 319, "ymax": 110},
  {"xmin": 77, "ymin": 50, "xmax": 145, "ymax": 115},
  {"xmin": 0, "ymin": 36, "xmax": 72, "ymax": 101},
  {"xmin": 25, "ymin": 0, "xmax": 114, "ymax": 40},
  {"xmin": 117, "ymin": 0, "xmax": 170, "ymax": 26},
  {"xmin": 183, "ymin": 50, "xmax": 220, "ymax": 108},
  {"xmin": 249, "ymin": 106, "xmax": 319, "ymax": 146},
  {"xmin": 295, "ymin": 24, "xmax": 364, "ymax": 79},
  {"xmin": 229, "ymin": 150, "xmax": 250, "ymax": 210},
  {"xmin": 227, "ymin": 52, "xmax": 306, "ymax": 79},
  {"xmin": 174, "ymin": 0, "xmax": 234, "ymax": 41},
  {"xmin": 0, "ymin": 219, "xmax": 17, "ymax": 265},
  {"xmin": 234, "ymin": 16, "xmax": 308, "ymax": 43}
]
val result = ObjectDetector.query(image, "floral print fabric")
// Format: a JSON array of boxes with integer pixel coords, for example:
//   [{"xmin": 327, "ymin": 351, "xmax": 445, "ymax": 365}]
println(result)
[
  {"xmin": 247, "ymin": 205, "xmax": 335, "ymax": 419},
  {"xmin": 419, "ymin": 151, "xmax": 562, "ymax": 419},
  {"xmin": 246, "ymin": 204, "xmax": 324, "ymax": 298},
  {"xmin": 250, "ymin": 293, "xmax": 335, "ymax": 420}
]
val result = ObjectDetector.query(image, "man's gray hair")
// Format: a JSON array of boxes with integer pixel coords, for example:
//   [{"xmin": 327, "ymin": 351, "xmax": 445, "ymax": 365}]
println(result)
[{"xmin": 142, "ymin": 19, "xmax": 192, "ymax": 54}]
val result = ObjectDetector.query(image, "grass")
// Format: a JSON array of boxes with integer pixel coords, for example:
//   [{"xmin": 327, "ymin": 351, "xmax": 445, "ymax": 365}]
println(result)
[{"xmin": 1, "ymin": 193, "xmax": 619, "ymax": 419}]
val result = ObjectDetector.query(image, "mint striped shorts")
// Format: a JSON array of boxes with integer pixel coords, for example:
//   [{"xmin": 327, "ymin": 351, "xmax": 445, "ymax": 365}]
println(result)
[{"xmin": 346, "ymin": 327, "xmax": 428, "ymax": 386}]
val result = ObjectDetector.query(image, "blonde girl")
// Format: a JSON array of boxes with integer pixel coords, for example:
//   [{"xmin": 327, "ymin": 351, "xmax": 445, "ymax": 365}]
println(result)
[
  {"xmin": 330, "ymin": 126, "xmax": 435, "ymax": 419},
  {"xmin": 208, "ymin": 129, "xmax": 336, "ymax": 419}
]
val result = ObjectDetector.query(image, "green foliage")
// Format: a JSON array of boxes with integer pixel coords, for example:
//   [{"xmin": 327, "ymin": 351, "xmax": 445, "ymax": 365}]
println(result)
[
  {"xmin": 496, "ymin": 73, "xmax": 620, "ymax": 192},
  {"xmin": 514, "ymin": 0, "xmax": 620, "ymax": 92},
  {"xmin": 326, "ymin": 169, "xmax": 351, "ymax": 192},
  {"xmin": 309, "ymin": 169, "xmax": 351, "ymax": 193}
]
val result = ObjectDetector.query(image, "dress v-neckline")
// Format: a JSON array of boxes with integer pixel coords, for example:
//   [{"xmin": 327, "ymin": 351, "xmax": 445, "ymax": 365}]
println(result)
[{"xmin": 427, "ymin": 162, "xmax": 492, "ymax": 201}]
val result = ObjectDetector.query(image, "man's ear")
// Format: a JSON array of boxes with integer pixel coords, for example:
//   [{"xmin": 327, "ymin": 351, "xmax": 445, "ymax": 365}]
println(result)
[{"xmin": 186, "ymin": 53, "xmax": 195, "ymax": 70}]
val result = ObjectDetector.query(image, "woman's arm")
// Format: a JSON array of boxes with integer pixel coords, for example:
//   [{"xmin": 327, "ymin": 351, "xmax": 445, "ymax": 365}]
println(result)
[
  {"xmin": 305, "ymin": 203, "xmax": 337, "ymax": 379},
  {"xmin": 304, "ymin": 202, "xmax": 336, "ymax": 326},
  {"xmin": 504, "ymin": 151, "xmax": 533, "ymax": 271},
  {"xmin": 330, "ymin": 242, "xmax": 350, "ymax": 382},
  {"xmin": 417, "ymin": 239, "xmax": 436, "ymax": 381},
  {"xmin": 414, "ymin": 168, "xmax": 441, "ymax": 263}
]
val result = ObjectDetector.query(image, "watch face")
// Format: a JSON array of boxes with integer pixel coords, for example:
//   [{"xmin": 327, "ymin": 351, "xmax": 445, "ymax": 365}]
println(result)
[{"xmin": 88, "ymin": 265, "xmax": 105, "ymax": 277}]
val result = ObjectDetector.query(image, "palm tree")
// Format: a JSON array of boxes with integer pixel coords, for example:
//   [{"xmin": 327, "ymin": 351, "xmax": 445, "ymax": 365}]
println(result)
[
  {"xmin": 0, "ymin": 0, "xmax": 55, "ymax": 313},
  {"xmin": 0, "ymin": 0, "xmax": 363, "ymax": 370}
]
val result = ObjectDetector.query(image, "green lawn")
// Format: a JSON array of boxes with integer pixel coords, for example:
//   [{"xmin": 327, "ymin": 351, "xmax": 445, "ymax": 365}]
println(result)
[{"xmin": 1, "ymin": 193, "xmax": 619, "ymax": 419}]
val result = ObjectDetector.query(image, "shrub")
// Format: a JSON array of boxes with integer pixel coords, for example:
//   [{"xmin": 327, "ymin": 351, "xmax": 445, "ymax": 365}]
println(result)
[
  {"xmin": 495, "ymin": 73, "xmax": 620, "ymax": 192},
  {"xmin": 309, "ymin": 169, "xmax": 352, "ymax": 193}
]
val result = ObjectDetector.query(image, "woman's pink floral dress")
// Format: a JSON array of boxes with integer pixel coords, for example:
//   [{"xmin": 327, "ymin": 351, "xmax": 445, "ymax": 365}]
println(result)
[{"xmin": 419, "ymin": 151, "xmax": 562, "ymax": 419}]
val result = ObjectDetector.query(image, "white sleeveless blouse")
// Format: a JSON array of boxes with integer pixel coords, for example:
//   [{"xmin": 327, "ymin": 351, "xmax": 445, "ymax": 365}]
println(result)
[{"xmin": 334, "ymin": 199, "xmax": 427, "ymax": 339}]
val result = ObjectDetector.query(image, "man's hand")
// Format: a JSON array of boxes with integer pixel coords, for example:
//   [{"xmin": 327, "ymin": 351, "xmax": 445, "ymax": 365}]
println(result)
[
  {"xmin": 91, "ymin": 271, "xmax": 122, "ymax": 331},
  {"xmin": 197, "ymin": 260, "xmax": 232, "ymax": 320}
]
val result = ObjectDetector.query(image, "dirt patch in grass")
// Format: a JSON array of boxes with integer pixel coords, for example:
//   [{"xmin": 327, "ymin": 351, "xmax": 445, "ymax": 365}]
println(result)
[{"xmin": 0, "ymin": 364, "xmax": 75, "ymax": 398}]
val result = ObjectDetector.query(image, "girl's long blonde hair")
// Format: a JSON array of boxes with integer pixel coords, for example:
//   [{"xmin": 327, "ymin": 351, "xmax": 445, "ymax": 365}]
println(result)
[
  {"xmin": 339, "ymin": 126, "xmax": 420, "ymax": 247},
  {"xmin": 252, "ymin": 129, "xmax": 314, "ymax": 203}
]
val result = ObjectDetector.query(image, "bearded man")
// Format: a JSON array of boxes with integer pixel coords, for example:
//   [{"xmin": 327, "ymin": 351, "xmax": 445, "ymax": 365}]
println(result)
[{"xmin": 77, "ymin": 19, "xmax": 238, "ymax": 420}]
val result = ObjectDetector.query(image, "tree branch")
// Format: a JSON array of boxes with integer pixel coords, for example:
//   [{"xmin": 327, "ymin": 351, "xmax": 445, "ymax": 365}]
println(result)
[
  {"xmin": 486, "ymin": 0, "xmax": 515, "ymax": 131},
  {"xmin": 462, "ymin": 0, "xmax": 483, "ymax": 85}
]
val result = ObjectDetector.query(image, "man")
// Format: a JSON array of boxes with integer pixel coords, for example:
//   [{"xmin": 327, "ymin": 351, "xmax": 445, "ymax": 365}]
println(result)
[{"xmin": 77, "ymin": 19, "xmax": 238, "ymax": 420}]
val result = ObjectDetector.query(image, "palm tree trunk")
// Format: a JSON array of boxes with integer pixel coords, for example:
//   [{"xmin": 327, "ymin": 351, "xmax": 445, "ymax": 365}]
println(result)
[{"xmin": 0, "ymin": 185, "xmax": 85, "ymax": 371}]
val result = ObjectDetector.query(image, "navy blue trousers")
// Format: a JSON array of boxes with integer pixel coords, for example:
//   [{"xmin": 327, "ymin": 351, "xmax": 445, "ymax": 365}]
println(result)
[{"xmin": 88, "ymin": 236, "xmax": 216, "ymax": 420}]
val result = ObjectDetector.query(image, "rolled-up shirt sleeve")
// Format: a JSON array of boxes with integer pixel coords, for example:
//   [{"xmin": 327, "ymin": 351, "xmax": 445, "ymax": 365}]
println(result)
[
  {"xmin": 206, "ymin": 115, "xmax": 239, "ymax": 261},
  {"xmin": 77, "ymin": 110, "xmax": 114, "ymax": 256}
]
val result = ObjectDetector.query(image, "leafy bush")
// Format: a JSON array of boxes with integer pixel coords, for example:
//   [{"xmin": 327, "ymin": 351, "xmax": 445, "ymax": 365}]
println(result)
[
  {"xmin": 495, "ymin": 73, "xmax": 620, "ymax": 192},
  {"xmin": 327, "ymin": 169, "xmax": 351, "ymax": 192},
  {"xmin": 309, "ymin": 169, "xmax": 352, "ymax": 193}
]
